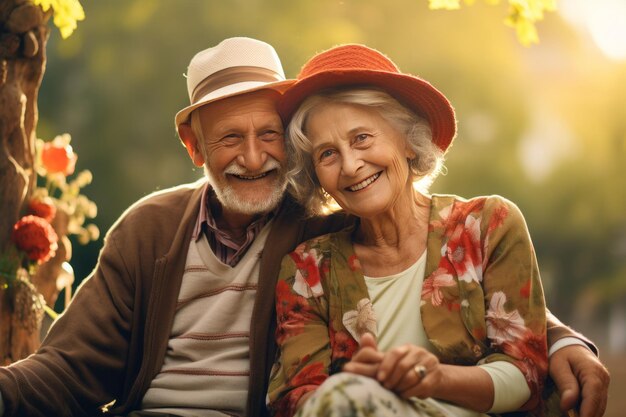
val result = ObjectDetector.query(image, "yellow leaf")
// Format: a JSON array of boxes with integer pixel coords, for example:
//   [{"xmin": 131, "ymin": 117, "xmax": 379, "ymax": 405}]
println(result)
[
  {"xmin": 33, "ymin": 0, "xmax": 85, "ymax": 39},
  {"xmin": 429, "ymin": 0, "xmax": 462, "ymax": 10},
  {"xmin": 426, "ymin": 0, "xmax": 556, "ymax": 45}
]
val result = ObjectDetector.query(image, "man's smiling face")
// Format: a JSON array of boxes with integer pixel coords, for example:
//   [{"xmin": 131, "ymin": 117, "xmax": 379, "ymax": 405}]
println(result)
[{"xmin": 196, "ymin": 89, "xmax": 287, "ymax": 216}]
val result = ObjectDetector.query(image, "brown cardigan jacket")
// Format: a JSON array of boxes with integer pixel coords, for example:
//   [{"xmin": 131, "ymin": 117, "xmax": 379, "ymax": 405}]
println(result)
[{"xmin": 0, "ymin": 180, "xmax": 593, "ymax": 416}]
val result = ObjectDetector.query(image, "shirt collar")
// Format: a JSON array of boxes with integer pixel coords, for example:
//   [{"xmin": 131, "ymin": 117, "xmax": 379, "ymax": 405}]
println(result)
[{"xmin": 191, "ymin": 182, "xmax": 278, "ymax": 242}]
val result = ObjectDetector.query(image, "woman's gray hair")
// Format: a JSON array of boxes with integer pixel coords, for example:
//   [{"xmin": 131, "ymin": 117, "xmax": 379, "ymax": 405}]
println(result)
[{"xmin": 286, "ymin": 87, "xmax": 445, "ymax": 216}]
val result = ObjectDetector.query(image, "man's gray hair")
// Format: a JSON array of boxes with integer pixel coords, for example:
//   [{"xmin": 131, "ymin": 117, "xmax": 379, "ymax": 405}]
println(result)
[
  {"xmin": 286, "ymin": 87, "xmax": 445, "ymax": 216},
  {"xmin": 190, "ymin": 109, "xmax": 206, "ymax": 154}
]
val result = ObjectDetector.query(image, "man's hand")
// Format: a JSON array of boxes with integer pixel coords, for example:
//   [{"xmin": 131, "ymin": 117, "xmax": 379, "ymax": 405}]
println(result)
[{"xmin": 549, "ymin": 345, "xmax": 610, "ymax": 417}]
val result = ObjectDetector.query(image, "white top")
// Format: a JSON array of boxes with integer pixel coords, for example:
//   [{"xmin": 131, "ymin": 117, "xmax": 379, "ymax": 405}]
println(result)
[{"xmin": 364, "ymin": 251, "xmax": 529, "ymax": 415}]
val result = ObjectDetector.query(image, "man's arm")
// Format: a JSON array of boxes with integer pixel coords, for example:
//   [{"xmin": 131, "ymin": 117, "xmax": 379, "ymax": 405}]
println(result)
[
  {"xmin": 547, "ymin": 311, "xmax": 610, "ymax": 417},
  {"xmin": 0, "ymin": 227, "xmax": 136, "ymax": 416}
]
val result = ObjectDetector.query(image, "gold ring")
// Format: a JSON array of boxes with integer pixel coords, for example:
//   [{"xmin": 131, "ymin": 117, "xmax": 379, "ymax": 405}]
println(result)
[{"xmin": 413, "ymin": 364, "xmax": 427, "ymax": 379}]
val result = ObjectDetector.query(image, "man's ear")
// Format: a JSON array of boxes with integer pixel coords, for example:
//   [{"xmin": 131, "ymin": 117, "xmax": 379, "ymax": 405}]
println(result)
[{"xmin": 178, "ymin": 124, "xmax": 205, "ymax": 167}]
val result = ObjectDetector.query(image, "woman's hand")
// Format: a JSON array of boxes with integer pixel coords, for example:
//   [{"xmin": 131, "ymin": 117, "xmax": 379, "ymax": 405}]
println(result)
[
  {"xmin": 375, "ymin": 343, "xmax": 441, "ymax": 399},
  {"xmin": 342, "ymin": 332, "xmax": 384, "ymax": 378}
]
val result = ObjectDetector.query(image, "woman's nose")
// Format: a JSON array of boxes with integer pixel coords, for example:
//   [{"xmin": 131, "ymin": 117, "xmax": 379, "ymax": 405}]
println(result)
[{"xmin": 341, "ymin": 151, "xmax": 363, "ymax": 176}]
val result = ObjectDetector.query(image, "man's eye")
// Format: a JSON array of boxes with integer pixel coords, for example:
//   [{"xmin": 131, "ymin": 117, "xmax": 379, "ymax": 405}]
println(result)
[
  {"xmin": 260, "ymin": 131, "xmax": 283, "ymax": 141},
  {"xmin": 221, "ymin": 134, "xmax": 240, "ymax": 143}
]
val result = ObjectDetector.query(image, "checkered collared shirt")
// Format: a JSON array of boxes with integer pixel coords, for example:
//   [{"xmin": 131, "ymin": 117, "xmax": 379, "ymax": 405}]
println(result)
[{"xmin": 191, "ymin": 183, "xmax": 275, "ymax": 266}]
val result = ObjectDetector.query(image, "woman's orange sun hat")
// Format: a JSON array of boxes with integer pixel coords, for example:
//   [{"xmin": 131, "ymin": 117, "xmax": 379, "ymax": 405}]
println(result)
[{"xmin": 279, "ymin": 44, "xmax": 457, "ymax": 152}]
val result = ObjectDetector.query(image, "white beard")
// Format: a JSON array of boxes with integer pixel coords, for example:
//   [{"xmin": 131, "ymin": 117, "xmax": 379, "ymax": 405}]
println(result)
[{"xmin": 205, "ymin": 157, "xmax": 287, "ymax": 215}]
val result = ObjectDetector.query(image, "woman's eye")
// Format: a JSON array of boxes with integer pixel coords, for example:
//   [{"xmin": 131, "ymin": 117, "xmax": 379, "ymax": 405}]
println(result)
[
  {"xmin": 355, "ymin": 133, "xmax": 370, "ymax": 142},
  {"xmin": 320, "ymin": 149, "xmax": 335, "ymax": 160}
]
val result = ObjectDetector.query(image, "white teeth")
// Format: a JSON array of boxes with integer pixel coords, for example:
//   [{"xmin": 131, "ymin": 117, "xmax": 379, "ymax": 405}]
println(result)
[
  {"xmin": 348, "ymin": 172, "xmax": 380, "ymax": 191},
  {"xmin": 234, "ymin": 172, "xmax": 269, "ymax": 180}
]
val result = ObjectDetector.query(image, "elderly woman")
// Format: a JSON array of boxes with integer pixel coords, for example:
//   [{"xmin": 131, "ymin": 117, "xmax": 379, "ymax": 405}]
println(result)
[{"xmin": 267, "ymin": 45, "xmax": 550, "ymax": 417}]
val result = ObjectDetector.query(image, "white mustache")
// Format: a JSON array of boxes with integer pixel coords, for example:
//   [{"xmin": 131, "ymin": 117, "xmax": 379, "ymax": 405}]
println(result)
[{"xmin": 223, "ymin": 157, "xmax": 282, "ymax": 176}]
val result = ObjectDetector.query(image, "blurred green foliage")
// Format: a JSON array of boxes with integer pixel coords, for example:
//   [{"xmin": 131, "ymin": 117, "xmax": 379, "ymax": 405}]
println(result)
[{"xmin": 37, "ymin": 0, "xmax": 625, "ymax": 342}]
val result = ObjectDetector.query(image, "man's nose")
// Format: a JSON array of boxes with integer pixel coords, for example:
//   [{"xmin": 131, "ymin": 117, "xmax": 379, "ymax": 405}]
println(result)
[{"xmin": 237, "ymin": 137, "xmax": 267, "ymax": 171}]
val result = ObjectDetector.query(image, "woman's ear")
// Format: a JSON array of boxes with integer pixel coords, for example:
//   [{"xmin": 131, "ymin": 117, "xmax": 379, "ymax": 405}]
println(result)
[
  {"xmin": 405, "ymin": 144, "xmax": 417, "ymax": 160},
  {"xmin": 178, "ymin": 124, "xmax": 205, "ymax": 167}
]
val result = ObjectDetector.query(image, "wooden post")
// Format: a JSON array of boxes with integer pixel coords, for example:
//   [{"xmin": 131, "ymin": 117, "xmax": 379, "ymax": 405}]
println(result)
[{"xmin": 0, "ymin": 0, "xmax": 51, "ymax": 364}]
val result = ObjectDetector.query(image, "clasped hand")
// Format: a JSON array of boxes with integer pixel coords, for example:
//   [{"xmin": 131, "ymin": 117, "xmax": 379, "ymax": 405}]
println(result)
[{"xmin": 342, "ymin": 332, "xmax": 441, "ymax": 400}]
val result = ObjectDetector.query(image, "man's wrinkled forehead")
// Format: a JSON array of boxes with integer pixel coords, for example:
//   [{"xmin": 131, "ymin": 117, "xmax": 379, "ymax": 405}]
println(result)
[{"xmin": 198, "ymin": 89, "xmax": 284, "ymax": 131}]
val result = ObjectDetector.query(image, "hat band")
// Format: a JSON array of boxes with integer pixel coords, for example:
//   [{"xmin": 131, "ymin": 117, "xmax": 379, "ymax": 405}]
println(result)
[{"xmin": 191, "ymin": 66, "xmax": 284, "ymax": 103}]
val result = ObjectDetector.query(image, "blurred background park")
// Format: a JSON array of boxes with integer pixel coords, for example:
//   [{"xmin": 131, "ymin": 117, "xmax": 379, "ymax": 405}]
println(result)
[{"xmin": 34, "ymin": 0, "xmax": 624, "ymax": 413}]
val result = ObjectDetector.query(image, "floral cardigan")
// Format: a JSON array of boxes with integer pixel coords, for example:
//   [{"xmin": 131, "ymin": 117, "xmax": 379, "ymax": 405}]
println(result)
[{"xmin": 267, "ymin": 195, "xmax": 552, "ymax": 417}]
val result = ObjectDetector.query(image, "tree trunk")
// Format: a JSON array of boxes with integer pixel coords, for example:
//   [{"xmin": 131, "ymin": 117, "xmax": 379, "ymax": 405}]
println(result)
[{"xmin": 0, "ymin": 0, "xmax": 50, "ymax": 364}]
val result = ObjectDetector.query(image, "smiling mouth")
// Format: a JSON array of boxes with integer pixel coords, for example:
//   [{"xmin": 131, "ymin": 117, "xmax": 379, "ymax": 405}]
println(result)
[
  {"xmin": 347, "ymin": 172, "xmax": 381, "ymax": 192},
  {"xmin": 229, "ymin": 170, "xmax": 275, "ymax": 180}
]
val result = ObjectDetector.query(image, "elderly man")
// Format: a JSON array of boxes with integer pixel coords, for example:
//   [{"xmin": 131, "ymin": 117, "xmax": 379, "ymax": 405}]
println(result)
[{"xmin": 0, "ymin": 37, "xmax": 609, "ymax": 417}]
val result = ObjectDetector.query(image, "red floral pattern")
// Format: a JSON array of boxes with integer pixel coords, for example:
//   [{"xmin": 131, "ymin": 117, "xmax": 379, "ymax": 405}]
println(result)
[
  {"xmin": 289, "ymin": 245, "xmax": 323, "ymax": 298},
  {"xmin": 269, "ymin": 195, "xmax": 548, "ymax": 416}
]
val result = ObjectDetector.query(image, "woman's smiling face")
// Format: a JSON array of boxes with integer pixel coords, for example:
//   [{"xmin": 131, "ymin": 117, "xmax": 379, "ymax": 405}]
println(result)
[{"xmin": 306, "ymin": 102, "xmax": 416, "ymax": 218}]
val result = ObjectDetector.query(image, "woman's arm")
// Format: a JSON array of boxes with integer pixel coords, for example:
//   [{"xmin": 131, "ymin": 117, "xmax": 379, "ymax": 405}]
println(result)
[
  {"xmin": 266, "ymin": 245, "xmax": 333, "ymax": 416},
  {"xmin": 477, "ymin": 196, "xmax": 548, "ymax": 410}
]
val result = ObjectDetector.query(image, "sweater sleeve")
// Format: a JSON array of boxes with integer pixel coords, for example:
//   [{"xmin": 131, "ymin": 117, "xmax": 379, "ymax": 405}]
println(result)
[
  {"xmin": 0, "ymin": 227, "xmax": 136, "ymax": 416},
  {"xmin": 547, "ymin": 309, "xmax": 598, "ymax": 355}
]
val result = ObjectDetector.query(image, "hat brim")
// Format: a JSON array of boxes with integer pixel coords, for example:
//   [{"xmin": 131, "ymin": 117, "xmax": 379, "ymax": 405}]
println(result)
[
  {"xmin": 175, "ymin": 79, "xmax": 294, "ymax": 128},
  {"xmin": 278, "ymin": 70, "xmax": 456, "ymax": 152}
]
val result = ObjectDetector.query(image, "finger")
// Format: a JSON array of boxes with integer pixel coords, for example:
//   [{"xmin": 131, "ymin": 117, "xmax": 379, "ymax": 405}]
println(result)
[
  {"xmin": 376, "ymin": 345, "xmax": 416, "ymax": 388},
  {"xmin": 360, "ymin": 332, "xmax": 378, "ymax": 350},
  {"xmin": 395, "ymin": 364, "xmax": 426, "ymax": 393},
  {"xmin": 559, "ymin": 388, "xmax": 579, "ymax": 413},
  {"xmin": 549, "ymin": 358, "xmax": 580, "ymax": 412},
  {"xmin": 376, "ymin": 345, "xmax": 410, "ymax": 383},
  {"xmin": 350, "ymin": 346, "xmax": 384, "ymax": 364},
  {"xmin": 384, "ymin": 350, "xmax": 426, "ymax": 390},
  {"xmin": 343, "ymin": 361, "xmax": 380, "ymax": 378},
  {"xmin": 579, "ymin": 375, "xmax": 609, "ymax": 417}
]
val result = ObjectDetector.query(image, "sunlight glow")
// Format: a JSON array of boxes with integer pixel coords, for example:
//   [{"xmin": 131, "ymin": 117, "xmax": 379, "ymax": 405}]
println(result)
[{"xmin": 561, "ymin": 0, "xmax": 626, "ymax": 60}]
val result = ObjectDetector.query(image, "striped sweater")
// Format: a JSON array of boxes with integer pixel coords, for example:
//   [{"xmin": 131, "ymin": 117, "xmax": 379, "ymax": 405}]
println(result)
[{"xmin": 141, "ymin": 221, "xmax": 273, "ymax": 416}]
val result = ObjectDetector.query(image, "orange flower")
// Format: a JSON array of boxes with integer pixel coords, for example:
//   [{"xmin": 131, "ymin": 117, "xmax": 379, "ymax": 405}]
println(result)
[
  {"xmin": 41, "ymin": 141, "xmax": 77, "ymax": 175},
  {"xmin": 11, "ymin": 215, "xmax": 59, "ymax": 264}
]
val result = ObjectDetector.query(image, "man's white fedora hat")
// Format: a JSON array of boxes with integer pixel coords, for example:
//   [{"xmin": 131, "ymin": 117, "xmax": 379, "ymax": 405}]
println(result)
[{"xmin": 175, "ymin": 37, "xmax": 292, "ymax": 127}]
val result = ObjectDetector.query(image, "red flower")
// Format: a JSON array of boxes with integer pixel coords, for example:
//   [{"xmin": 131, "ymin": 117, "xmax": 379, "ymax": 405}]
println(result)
[
  {"xmin": 11, "ymin": 215, "xmax": 59, "ymax": 264},
  {"xmin": 28, "ymin": 197, "xmax": 57, "ymax": 222},
  {"xmin": 348, "ymin": 254, "xmax": 361, "ymax": 271},
  {"xmin": 487, "ymin": 203, "xmax": 509, "ymax": 235},
  {"xmin": 520, "ymin": 279, "xmax": 531, "ymax": 298},
  {"xmin": 290, "ymin": 247, "xmax": 323, "ymax": 298},
  {"xmin": 275, "ymin": 280, "xmax": 310, "ymax": 344},
  {"xmin": 41, "ymin": 141, "xmax": 77, "ymax": 175},
  {"xmin": 500, "ymin": 331, "xmax": 548, "ymax": 402},
  {"xmin": 438, "ymin": 199, "xmax": 486, "ymax": 238},
  {"xmin": 291, "ymin": 362, "xmax": 327, "ymax": 387},
  {"xmin": 330, "ymin": 328, "xmax": 358, "ymax": 360},
  {"xmin": 445, "ymin": 215, "xmax": 483, "ymax": 284}
]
